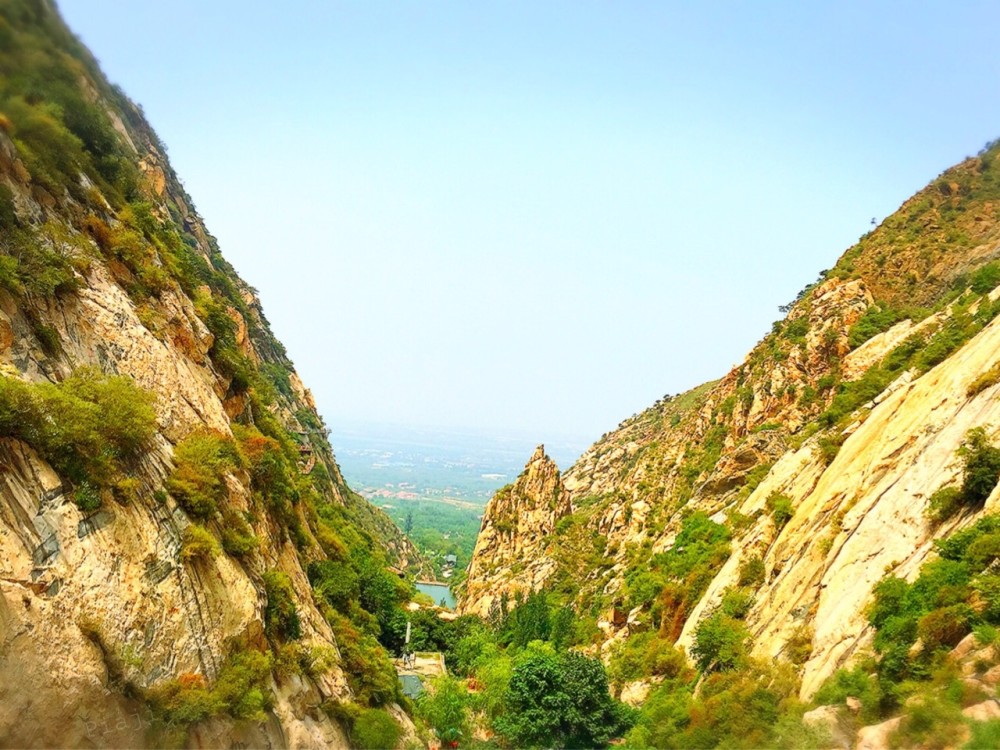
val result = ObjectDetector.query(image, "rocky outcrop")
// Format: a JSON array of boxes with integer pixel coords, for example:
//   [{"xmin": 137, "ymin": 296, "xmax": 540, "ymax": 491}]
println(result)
[
  {"xmin": 0, "ymin": 3, "xmax": 422, "ymax": 747},
  {"xmin": 675, "ymin": 300, "xmax": 1000, "ymax": 697},
  {"xmin": 462, "ymin": 141, "xmax": 1000, "ymax": 714},
  {"xmin": 460, "ymin": 446, "xmax": 571, "ymax": 617}
]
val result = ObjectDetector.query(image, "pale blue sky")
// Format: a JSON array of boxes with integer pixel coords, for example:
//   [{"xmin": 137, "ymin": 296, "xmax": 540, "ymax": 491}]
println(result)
[{"xmin": 60, "ymin": 1, "xmax": 1000, "ymax": 441}]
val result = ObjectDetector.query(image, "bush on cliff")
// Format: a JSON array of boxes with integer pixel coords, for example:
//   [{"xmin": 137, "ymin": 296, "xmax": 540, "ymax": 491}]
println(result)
[
  {"xmin": 0, "ymin": 367, "xmax": 155, "ymax": 493},
  {"xmin": 166, "ymin": 429, "xmax": 242, "ymax": 519}
]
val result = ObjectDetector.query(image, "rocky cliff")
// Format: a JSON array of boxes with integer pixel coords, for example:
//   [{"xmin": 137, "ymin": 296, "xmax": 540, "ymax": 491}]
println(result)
[
  {"xmin": 463, "ymin": 140, "xmax": 1000, "ymax": 703},
  {"xmin": 459, "ymin": 445, "xmax": 571, "ymax": 618},
  {"xmin": 0, "ymin": 2, "xmax": 421, "ymax": 747}
]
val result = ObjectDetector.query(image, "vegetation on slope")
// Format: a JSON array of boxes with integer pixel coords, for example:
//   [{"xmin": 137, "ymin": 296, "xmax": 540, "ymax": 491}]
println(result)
[
  {"xmin": 401, "ymin": 591, "xmax": 634, "ymax": 749},
  {"xmin": 0, "ymin": 1, "xmax": 432, "ymax": 743},
  {"xmin": 810, "ymin": 511, "xmax": 1000, "ymax": 749},
  {"xmin": 0, "ymin": 367, "xmax": 155, "ymax": 509}
]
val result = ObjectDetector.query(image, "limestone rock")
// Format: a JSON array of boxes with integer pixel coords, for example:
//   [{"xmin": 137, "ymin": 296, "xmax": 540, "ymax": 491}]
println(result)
[
  {"xmin": 962, "ymin": 699, "xmax": 1000, "ymax": 721},
  {"xmin": 802, "ymin": 705, "xmax": 852, "ymax": 750},
  {"xmin": 0, "ymin": 6, "xmax": 424, "ymax": 746},
  {"xmin": 854, "ymin": 717, "xmax": 901, "ymax": 750},
  {"xmin": 619, "ymin": 678, "xmax": 660, "ymax": 707},
  {"xmin": 460, "ymin": 446, "xmax": 571, "ymax": 616}
]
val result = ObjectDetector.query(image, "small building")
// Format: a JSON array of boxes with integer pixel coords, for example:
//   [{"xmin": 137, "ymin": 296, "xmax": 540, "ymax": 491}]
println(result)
[{"xmin": 443, "ymin": 554, "xmax": 457, "ymax": 567}]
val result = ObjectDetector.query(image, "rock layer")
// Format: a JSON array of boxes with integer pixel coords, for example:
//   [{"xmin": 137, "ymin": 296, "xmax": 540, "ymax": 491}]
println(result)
[
  {"xmin": 462, "ymin": 142, "xmax": 1000, "ymax": 705},
  {"xmin": 460, "ymin": 446, "xmax": 571, "ymax": 617},
  {"xmin": 0, "ymin": 3, "xmax": 421, "ymax": 746}
]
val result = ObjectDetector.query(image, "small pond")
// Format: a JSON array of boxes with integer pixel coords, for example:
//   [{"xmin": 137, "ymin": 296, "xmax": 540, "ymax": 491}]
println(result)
[{"xmin": 416, "ymin": 581, "xmax": 456, "ymax": 609}]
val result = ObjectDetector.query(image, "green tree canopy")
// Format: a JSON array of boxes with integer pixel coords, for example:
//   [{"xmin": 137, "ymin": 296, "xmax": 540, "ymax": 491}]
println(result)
[{"xmin": 494, "ymin": 644, "xmax": 634, "ymax": 749}]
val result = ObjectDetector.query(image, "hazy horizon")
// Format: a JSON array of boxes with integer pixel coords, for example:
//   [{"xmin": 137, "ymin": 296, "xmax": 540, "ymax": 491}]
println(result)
[{"xmin": 59, "ymin": 1, "xmax": 1000, "ymax": 438}]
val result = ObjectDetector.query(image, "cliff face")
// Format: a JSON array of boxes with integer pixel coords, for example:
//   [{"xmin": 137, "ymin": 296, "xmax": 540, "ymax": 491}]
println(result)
[
  {"xmin": 0, "ymin": 3, "xmax": 421, "ymax": 747},
  {"xmin": 460, "ymin": 445, "xmax": 571, "ymax": 618},
  {"xmin": 463, "ymin": 142, "xmax": 1000, "ymax": 698}
]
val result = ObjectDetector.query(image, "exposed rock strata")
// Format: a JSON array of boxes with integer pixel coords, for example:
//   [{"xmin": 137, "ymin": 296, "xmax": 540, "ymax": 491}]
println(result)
[
  {"xmin": 462, "ymin": 146, "xmax": 1000, "ymax": 706},
  {"xmin": 0, "ymin": 3, "xmax": 421, "ymax": 746},
  {"xmin": 460, "ymin": 446, "xmax": 571, "ymax": 617}
]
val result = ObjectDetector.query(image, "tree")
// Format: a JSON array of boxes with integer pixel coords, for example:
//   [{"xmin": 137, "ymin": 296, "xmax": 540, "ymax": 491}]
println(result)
[
  {"xmin": 418, "ymin": 676, "xmax": 470, "ymax": 747},
  {"xmin": 959, "ymin": 427, "xmax": 1000, "ymax": 506},
  {"xmin": 351, "ymin": 708, "xmax": 400, "ymax": 750},
  {"xmin": 404, "ymin": 509, "xmax": 414, "ymax": 535},
  {"xmin": 691, "ymin": 612, "xmax": 748, "ymax": 673},
  {"xmin": 499, "ymin": 591, "xmax": 551, "ymax": 648},
  {"xmin": 494, "ymin": 645, "xmax": 633, "ymax": 749}
]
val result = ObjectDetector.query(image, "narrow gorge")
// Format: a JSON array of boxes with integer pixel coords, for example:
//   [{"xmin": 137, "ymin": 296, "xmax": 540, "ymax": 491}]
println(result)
[{"xmin": 4, "ymin": 1, "xmax": 1000, "ymax": 749}]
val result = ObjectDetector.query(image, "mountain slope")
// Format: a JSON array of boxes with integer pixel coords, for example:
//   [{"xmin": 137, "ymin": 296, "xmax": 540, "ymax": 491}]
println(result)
[
  {"xmin": 0, "ymin": 2, "xmax": 422, "ymax": 747},
  {"xmin": 460, "ymin": 445, "xmax": 571, "ymax": 617},
  {"xmin": 463, "ymin": 140, "xmax": 1000, "ymax": 704}
]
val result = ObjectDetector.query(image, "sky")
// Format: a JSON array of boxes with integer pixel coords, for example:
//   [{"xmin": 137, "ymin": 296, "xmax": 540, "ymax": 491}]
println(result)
[{"xmin": 59, "ymin": 1, "xmax": 1000, "ymax": 444}]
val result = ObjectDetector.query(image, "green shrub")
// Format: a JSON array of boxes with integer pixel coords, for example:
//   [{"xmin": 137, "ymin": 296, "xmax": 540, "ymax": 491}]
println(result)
[
  {"xmin": 72, "ymin": 481, "xmax": 102, "ymax": 512},
  {"xmin": 220, "ymin": 513, "xmax": 259, "ymax": 557},
  {"xmin": 964, "ymin": 532, "xmax": 1000, "ymax": 571},
  {"xmin": 928, "ymin": 430, "xmax": 1000, "ymax": 522},
  {"xmin": 936, "ymin": 515, "xmax": 1000, "ymax": 561},
  {"xmin": 234, "ymin": 425, "xmax": 300, "ymax": 515},
  {"xmin": 889, "ymin": 694, "xmax": 964, "ymax": 750},
  {"xmin": 973, "ymin": 575, "xmax": 1000, "ymax": 622},
  {"xmin": 959, "ymin": 428, "xmax": 1000, "ymax": 507},
  {"xmin": 927, "ymin": 486, "xmax": 963, "ymax": 524},
  {"xmin": 819, "ymin": 333, "xmax": 927, "ymax": 427},
  {"xmin": 766, "ymin": 493, "xmax": 795, "ymax": 529},
  {"xmin": 609, "ymin": 633, "xmax": 692, "ymax": 684},
  {"xmin": 167, "ymin": 430, "xmax": 242, "ymax": 519},
  {"xmin": 351, "ymin": 708, "xmax": 400, "ymax": 750},
  {"xmin": 624, "ymin": 680, "xmax": 694, "ymax": 749},
  {"xmin": 210, "ymin": 647, "xmax": 274, "ymax": 720},
  {"xmin": 623, "ymin": 512, "xmax": 731, "ymax": 639},
  {"xmin": 720, "ymin": 588, "xmax": 754, "ymax": 620},
  {"xmin": 498, "ymin": 591, "xmax": 553, "ymax": 647},
  {"xmin": 181, "ymin": 524, "xmax": 220, "ymax": 561},
  {"xmin": 29, "ymin": 317, "xmax": 62, "ymax": 356},
  {"xmin": 672, "ymin": 660, "xmax": 806, "ymax": 749},
  {"xmin": 967, "ymin": 362, "xmax": 1000, "ymax": 397},
  {"xmin": 417, "ymin": 676, "xmax": 471, "ymax": 747},
  {"xmin": 848, "ymin": 305, "xmax": 910, "ymax": 348},
  {"xmin": 0, "ymin": 368, "xmax": 155, "ymax": 488},
  {"xmin": 866, "ymin": 516, "xmax": 1000, "ymax": 688},
  {"xmin": 0, "ymin": 184, "xmax": 18, "ymax": 231},
  {"xmin": 328, "ymin": 612, "xmax": 399, "ymax": 706},
  {"xmin": 495, "ymin": 646, "xmax": 634, "ymax": 749},
  {"xmin": 148, "ymin": 644, "xmax": 273, "ymax": 731},
  {"xmin": 914, "ymin": 312, "xmax": 980, "ymax": 372},
  {"xmin": 738, "ymin": 555, "xmax": 766, "ymax": 587},
  {"xmin": 917, "ymin": 604, "xmax": 974, "ymax": 652},
  {"xmin": 817, "ymin": 433, "xmax": 847, "ymax": 465},
  {"xmin": 813, "ymin": 665, "xmax": 883, "ymax": 722},
  {"xmin": 308, "ymin": 559, "xmax": 360, "ymax": 611},
  {"xmin": 692, "ymin": 612, "xmax": 749, "ymax": 673},
  {"xmin": 783, "ymin": 317, "xmax": 809, "ymax": 343},
  {"xmin": 263, "ymin": 570, "xmax": 301, "ymax": 641},
  {"xmin": 970, "ymin": 262, "xmax": 1000, "ymax": 295},
  {"xmin": 964, "ymin": 719, "xmax": 1000, "ymax": 749}
]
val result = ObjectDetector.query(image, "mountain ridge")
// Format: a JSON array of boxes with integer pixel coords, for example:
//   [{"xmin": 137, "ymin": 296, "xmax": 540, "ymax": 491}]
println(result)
[
  {"xmin": 463, "ymin": 136, "xmax": 1000, "ymax": 709},
  {"xmin": 0, "ymin": 2, "xmax": 427, "ymax": 746}
]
